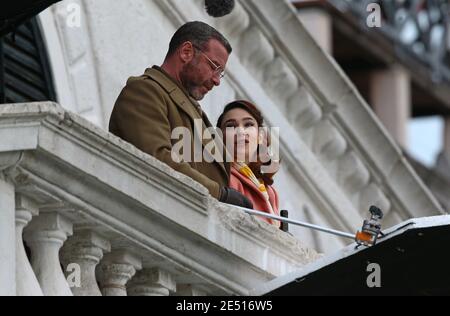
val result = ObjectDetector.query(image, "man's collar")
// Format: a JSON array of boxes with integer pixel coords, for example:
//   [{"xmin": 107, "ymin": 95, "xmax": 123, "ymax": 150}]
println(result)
[{"xmin": 149, "ymin": 66, "xmax": 203, "ymax": 109}]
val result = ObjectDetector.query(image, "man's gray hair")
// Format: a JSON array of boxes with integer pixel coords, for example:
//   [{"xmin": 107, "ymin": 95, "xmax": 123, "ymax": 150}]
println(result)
[{"xmin": 166, "ymin": 21, "xmax": 232, "ymax": 58}]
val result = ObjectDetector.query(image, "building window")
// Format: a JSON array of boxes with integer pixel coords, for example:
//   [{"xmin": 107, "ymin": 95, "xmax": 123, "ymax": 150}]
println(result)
[{"xmin": 0, "ymin": 17, "xmax": 56, "ymax": 104}]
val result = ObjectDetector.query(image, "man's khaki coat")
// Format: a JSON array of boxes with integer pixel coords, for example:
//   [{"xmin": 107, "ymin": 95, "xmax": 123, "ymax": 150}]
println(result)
[{"xmin": 109, "ymin": 66, "xmax": 229, "ymax": 198}]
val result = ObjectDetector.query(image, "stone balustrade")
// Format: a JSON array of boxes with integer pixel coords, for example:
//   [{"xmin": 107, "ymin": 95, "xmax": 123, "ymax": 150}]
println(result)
[{"xmin": 0, "ymin": 102, "xmax": 320, "ymax": 296}]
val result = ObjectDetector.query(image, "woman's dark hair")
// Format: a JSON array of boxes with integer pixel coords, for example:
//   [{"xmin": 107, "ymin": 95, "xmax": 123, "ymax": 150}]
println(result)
[
  {"xmin": 166, "ymin": 21, "xmax": 232, "ymax": 58},
  {"xmin": 217, "ymin": 100, "xmax": 279, "ymax": 185}
]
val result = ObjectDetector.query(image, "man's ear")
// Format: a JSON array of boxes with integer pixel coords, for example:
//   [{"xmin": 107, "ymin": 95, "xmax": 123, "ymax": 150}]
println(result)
[{"xmin": 179, "ymin": 41, "xmax": 195, "ymax": 63}]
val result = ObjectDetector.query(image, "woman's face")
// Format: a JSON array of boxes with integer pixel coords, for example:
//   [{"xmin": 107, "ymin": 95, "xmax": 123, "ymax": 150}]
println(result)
[{"xmin": 220, "ymin": 108, "xmax": 260, "ymax": 164}]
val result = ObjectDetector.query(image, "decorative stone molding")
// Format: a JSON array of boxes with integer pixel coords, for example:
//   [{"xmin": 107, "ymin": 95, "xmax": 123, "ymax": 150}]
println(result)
[{"xmin": 0, "ymin": 152, "xmax": 23, "ymax": 172}]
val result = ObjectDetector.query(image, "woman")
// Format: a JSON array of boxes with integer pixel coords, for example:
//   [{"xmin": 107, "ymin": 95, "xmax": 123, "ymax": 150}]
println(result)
[{"xmin": 217, "ymin": 100, "xmax": 281, "ymax": 227}]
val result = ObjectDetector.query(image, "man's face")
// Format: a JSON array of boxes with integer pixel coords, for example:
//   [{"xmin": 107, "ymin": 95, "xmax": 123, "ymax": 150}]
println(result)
[{"xmin": 180, "ymin": 39, "xmax": 229, "ymax": 101}]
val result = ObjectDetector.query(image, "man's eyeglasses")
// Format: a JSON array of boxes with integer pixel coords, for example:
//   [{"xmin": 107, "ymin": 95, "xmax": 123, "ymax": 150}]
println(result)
[{"xmin": 193, "ymin": 45, "xmax": 225, "ymax": 79}]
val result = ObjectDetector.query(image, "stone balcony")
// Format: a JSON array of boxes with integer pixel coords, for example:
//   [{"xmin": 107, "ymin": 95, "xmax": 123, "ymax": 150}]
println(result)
[{"xmin": 0, "ymin": 102, "xmax": 320, "ymax": 296}]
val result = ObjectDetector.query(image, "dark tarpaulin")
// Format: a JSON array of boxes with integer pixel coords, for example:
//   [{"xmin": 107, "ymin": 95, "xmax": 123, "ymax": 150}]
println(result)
[
  {"xmin": 253, "ymin": 215, "xmax": 450, "ymax": 296},
  {"xmin": 0, "ymin": 0, "xmax": 61, "ymax": 37}
]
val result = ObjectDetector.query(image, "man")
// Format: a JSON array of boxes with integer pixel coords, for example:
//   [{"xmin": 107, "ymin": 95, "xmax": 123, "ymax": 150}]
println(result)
[{"xmin": 109, "ymin": 21, "xmax": 252, "ymax": 208}]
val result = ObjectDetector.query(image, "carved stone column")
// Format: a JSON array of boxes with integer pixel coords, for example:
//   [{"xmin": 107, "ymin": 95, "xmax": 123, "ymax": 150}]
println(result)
[{"xmin": 24, "ymin": 212, "xmax": 73, "ymax": 296}]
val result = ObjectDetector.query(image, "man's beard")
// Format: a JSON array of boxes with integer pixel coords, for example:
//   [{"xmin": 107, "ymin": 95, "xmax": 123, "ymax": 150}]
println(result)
[{"xmin": 180, "ymin": 60, "xmax": 210, "ymax": 101}]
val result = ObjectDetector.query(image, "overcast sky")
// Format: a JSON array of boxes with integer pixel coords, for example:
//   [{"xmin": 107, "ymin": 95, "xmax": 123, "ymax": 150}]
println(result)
[{"xmin": 408, "ymin": 116, "xmax": 443, "ymax": 167}]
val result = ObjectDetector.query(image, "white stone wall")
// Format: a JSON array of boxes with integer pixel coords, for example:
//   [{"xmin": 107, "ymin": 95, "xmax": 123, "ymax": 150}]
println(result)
[{"xmin": 36, "ymin": 0, "xmax": 443, "ymax": 255}]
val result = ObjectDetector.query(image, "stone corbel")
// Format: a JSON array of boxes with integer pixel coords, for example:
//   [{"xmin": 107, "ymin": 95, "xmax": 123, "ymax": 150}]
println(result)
[{"xmin": 0, "ymin": 152, "xmax": 23, "ymax": 180}]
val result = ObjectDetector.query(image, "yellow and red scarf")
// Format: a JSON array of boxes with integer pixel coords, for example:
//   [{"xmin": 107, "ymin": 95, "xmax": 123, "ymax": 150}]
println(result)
[{"xmin": 234, "ymin": 162, "xmax": 279, "ymax": 227}]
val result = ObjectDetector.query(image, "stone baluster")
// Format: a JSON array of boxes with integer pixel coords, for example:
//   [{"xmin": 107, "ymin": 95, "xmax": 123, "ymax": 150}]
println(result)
[
  {"xmin": 239, "ymin": 26, "xmax": 275, "ymax": 80},
  {"xmin": 97, "ymin": 250, "xmax": 142, "ymax": 296},
  {"xmin": 128, "ymin": 268, "xmax": 176, "ymax": 296},
  {"xmin": 264, "ymin": 57, "xmax": 299, "ymax": 104},
  {"xmin": 338, "ymin": 152, "xmax": 370, "ymax": 194},
  {"xmin": 24, "ymin": 212, "xmax": 73, "ymax": 296},
  {"xmin": 216, "ymin": 0, "xmax": 250, "ymax": 40},
  {"xmin": 313, "ymin": 120, "xmax": 347, "ymax": 160},
  {"xmin": 287, "ymin": 87, "xmax": 323, "ymax": 130},
  {"xmin": 61, "ymin": 229, "xmax": 111, "ymax": 296},
  {"xmin": 15, "ymin": 195, "xmax": 43, "ymax": 296}
]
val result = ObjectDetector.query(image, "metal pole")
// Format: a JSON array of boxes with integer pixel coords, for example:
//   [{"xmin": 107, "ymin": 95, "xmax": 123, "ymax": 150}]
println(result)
[{"xmin": 234, "ymin": 206, "xmax": 355, "ymax": 240}]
